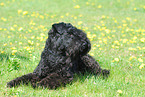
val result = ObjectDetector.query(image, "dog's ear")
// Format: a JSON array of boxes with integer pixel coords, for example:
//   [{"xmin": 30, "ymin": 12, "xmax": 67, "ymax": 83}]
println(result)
[{"xmin": 52, "ymin": 23, "xmax": 64, "ymax": 34}]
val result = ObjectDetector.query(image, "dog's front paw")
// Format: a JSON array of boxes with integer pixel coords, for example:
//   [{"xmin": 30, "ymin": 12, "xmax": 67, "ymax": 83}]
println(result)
[{"xmin": 102, "ymin": 69, "xmax": 110, "ymax": 77}]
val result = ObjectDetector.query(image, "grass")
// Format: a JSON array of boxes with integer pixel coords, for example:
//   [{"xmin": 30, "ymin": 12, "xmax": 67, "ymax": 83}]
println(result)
[{"xmin": 0, "ymin": 0, "xmax": 145, "ymax": 96}]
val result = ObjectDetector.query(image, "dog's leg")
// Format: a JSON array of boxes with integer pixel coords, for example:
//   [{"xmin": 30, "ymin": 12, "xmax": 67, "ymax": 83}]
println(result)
[
  {"xmin": 36, "ymin": 72, "xmax": 73, "ymax": 89},
  {"xmin": 79, "ymin": 54, "xmax": 110, "ymax": 77},
  {"xmin": 7, "ymin": 73, "xmax": 37, "ymax": 88}
]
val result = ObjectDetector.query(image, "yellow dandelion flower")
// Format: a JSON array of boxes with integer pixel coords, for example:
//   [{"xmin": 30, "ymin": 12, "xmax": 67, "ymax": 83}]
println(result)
[
  {"xmin": 112, "ymin": 45, "xmax": 115, "ymax": 48},
  {"xmin": 86, "ymin": 2, "xmax": 89, "ymax": 5},
  {"xmin": 10, "ymin": 27, "xmax": 15, "ymax": 31},
  {"xmin": 12, "ymin": 50, "xmax": 17, "ymax": 53},
  {"xmin": 134, "ymin": 8, "xmax": 137, "ymax": 11},
  {"xmin": 92, "ymin": 34, "xmax": 96, "ymax": 38},
  {"xmin": 60, "ymin": 15, "xmax": 64, "ymax": 18},
  {"xmin": 101, "ymin": 15, "xmax": 105, "ymax": 19},
  {"xmin": 36, "ymin": 43, "xmax": 40, "ymax": 46},
  {"xmin": 11, "ymin": 47, "xmax": 16, "ymax": 50},
  {"xmin": 114, "ymin": 58, "xmax": 119, "ymax": 62},
  {"xmin": 74, "ymin": 5, "xmax": 80, "ymax": 9},
  {"xmin": 74, "ymin": 16, "xmax": 77, "ymax": 19},
  {"xmin": 97, "ymin": 5, "xmax": 102, "ymax": 8},
  {"xmin": 139, "ymin": 63, "xmax": 145, "ymax": 69},
  {"xmin": 1, "ymin": 17, "xmax": 7, "ymax": 21},
  {"xmin": 137, "ymin": 46, "xmax": 141, "ymax": 50},
  {"xmin": 138, "ymin": 58, "xmax": 143, "ymax": 62},
  {"xmin": 1, "ymin": 51, "xmax": 4, "ymax": 54},
  {"xmin": 18, "ymin": 9, "xmax": 22, "ymax": 14},
  {"xmin": 18, "ymin": 27, "xmax": 23, "ymax": 31},
  {"xmin": 140, "ymin": 38, "xmax": 145, "ymax": 42},
  {"xmin": 126, "ymin": 17, "xmax": 131, "ymax": 20},
  {"xmin": 99, "ymin": 48, "xmax": 102, "ymax": 50},
  {"xmin": 23, "ymin": 11, "xmax": 28, "ymax": 15},
  {"xmin": 10, "ymin": 42, "xmax": 12, "ymax": 45},
  {"xmin": 117, "ymin": 90, "xmax": 123, "ymax": 94},
  {"xmin": 0, "ymin": 2, "xmax": 4, "ymax": 6},
  {"xmin": 3, "ymin": 43, "xmax": 7, "ymax": 46},
  {"xmin": 24, "ymin": 36, "xmax": 27, "ymax": 39},
  {"xmin": 142, "ymin": 47, "xmax": 145, "ymax": 50},
  {"xmin": 24, "ymin": 46, "xmax": 31, "ymax": 51},
  {"xmin": 8, "ymin": 36, "xmax": 11, "ymax": 38},
  {"xmin": 39, "ymin": 15, "xmax": 44, "ymax": 19},
  {"xmin": 128, "ymin": 47, "xmax": 137, "ymax": 51},
  {"xmin": 40, "ymin": 33, "xmax": 45, "ymax": 37},
  {"xmin": 122, "ymin": 39, "xmax": 128, "ymax": 43},
  {"xmin": 123, "ymin": 24, "xmax": 127, "ymax": 27},
  {"xmin": 19, "ymin": 42, "xmax": 22, "ymax": 45},
  {"xmin": 78, "ymin": 21, "xmax": 83, "ymax": 25},
  {"xmin": 31, "ymin": 36, "xmax": 35, "ymax": 39},
  {"xmin": 65, "ymin": 13, "xmax": 69, "ymax": 16},
  {"xmin": 105, "ymin": 29, "xmax": 110, "ymax": 34},
  {"xmin": 13, "ymin": 24, "xmax": 17, "ymax": 27}
]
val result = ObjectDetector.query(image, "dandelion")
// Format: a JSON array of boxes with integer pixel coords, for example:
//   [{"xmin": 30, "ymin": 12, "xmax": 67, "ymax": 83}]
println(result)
[
  {"xmin": 122, "ymin": 39, "xmax": 128, "ymax": 43},
  {"xmin": 138, "ymin": 58, "xmax": 143, "ymax": 62},
  {"xmin": 23, "ymin": 11, "xmax": 28, "ymax": 15},
  {"xmin": 24, "ymin": 46, "xmax": 31, "ymax": 51},
  {"xmin": 28, "ymin": 40, "xmax": 34, "ymax": 45},
  {"xmin": 11, "ymin": 47, "xmax": 16, "ymax": 50},
  {"xmin": 36, "ymin": 43, "xmax": 40, "ymax": 46},
  {"xmin": 10, "ymin": 27, "xmax": 15, "ymax": 31},
  {"xmin": 3, "ymin": 43, "xmax": 7, "ymax": 46},
  {"xmin": 117, "ymin": 90, "xmax": 123, "ymax": 94},
  {"xmin": 12, "ymin": 50, "xmax": 17, "ymax": 53},
  {"xmin": 139, "ymin": 63, "xmax": 145, "ymax": 69},
  {"xmin": 18, "ymin": 27, "xmax": 23, "ymax": 31},
  {"xmin": 134, "ymin": 8, "xmax": 137, "ymax": 11},
  {"xmin": 18, "ymin": 9, "xmax": 22, "ymax": 14},
  {"xmin": 8, "ymin": 36, "xmax": 11, "ymax": 38},
  {"xmin": 1, "ymin": 51, "xmax": 4, "ymax": 54},
  {"xmin": 40, "ymin": 33, "xmax": 45, "ymax": 37},
  {"xmin": 74, "ymin": 5, "xmax": 80, "ymax": 9},
  {"xmin": 90, "ymin": 53, "xmax": 94, "ymax": 56},
  {"xmin": 101, "ymin": 15, "xmax": 105, "ymax": 19},
  {"xmin": 126, "ymin": 17, "xmax": 131, "ymax": 21},
  {"xmin": 140, "ymin": 38, "xmax": 145, "ymax": 42},
  {"xmin": 1, "ymin": 17, "xmax": 7, "ymax": 21},
  {"xmin": 128, "ymin": 47, "xmax": 137, "ymax": 51},
  {"xmin": 60, "ymin": 16, "xmax": 64, "ymax": 18},
  {"xmin": 0, "ymin": 2, "xmax": 4, "ymax": 6},
  {"xmin": 13, "ymin": 24, "xmax": 17, "ymax": 27},
  {"xmin": 10, "ymin": 42, "xmax": 12, "ymax": 45},
  {"xmin": 114, "ymin": 58, "xmax": 119, "ymax": 62},
  {"xmin": 105, "ymin": 29, "xmax": 110, "ymax": 34},
  {"xmin": 86, "ymin": 2, "xmax": 89, "ymax": 5},
  {"xmin": 97, "ymin": 5, "xmax": 102, "ymax": 8},
  {"xmin": 19, "ymin": 42, "xmax": 22, "ymax": 45},
  {"xmin": 78, "ymin": 21, "xmax": 83, "ymax": 25},
  {"xmin": 65, "ymin": 13, "xmax": 69, "ymax": 16},
  {"xmin": 31, "ymin": 36, "xmax": 35, "ymax": 39}
]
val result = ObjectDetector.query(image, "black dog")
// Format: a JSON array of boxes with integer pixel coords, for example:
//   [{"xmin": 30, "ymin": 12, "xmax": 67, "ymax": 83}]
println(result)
[{"xmin": 7, "ymin": 22, "xmax": 110, "ymax": 89}]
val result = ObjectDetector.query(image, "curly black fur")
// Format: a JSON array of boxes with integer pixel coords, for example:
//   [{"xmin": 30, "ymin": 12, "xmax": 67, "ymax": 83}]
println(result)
[{"xmin": 7, "ymin": 22, "xmax": 110, "ymax": 89}]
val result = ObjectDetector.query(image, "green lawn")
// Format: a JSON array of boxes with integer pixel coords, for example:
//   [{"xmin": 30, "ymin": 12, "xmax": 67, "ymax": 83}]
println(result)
[{"xmin": 0, "ymin": 0, "xmax": 145, "ymax": 96}]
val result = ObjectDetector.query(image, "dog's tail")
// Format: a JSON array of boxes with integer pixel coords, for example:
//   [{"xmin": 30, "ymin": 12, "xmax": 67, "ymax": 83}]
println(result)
[{"xmin": 7, "ymin": 73, "xmax": 35, "ymax": 88}]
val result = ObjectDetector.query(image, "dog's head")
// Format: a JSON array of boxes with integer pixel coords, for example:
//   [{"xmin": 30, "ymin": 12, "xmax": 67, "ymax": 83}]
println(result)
[{"xmin": 47, "ymin": 22, "xmax": 91, "ymax": 58}]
